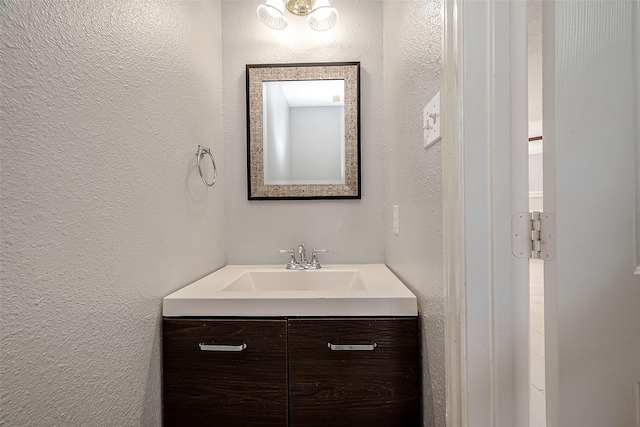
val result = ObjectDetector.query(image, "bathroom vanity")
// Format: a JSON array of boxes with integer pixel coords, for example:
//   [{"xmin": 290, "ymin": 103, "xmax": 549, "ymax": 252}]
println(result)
[{"xmin": 162, "ymin": 265, "xmax": 420, "ymax": 427}]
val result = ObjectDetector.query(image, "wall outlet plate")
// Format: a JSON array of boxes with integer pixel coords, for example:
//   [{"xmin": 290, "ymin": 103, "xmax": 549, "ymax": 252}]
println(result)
[{"xmin": 423, "ymin": 91, "xmax": 441, "ymax": 149}]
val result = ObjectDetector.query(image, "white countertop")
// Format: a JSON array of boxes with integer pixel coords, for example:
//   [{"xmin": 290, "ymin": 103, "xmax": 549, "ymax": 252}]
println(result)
[{"xmin": 162, "ymin": 264, "xmax": 417, "ymax": 317}]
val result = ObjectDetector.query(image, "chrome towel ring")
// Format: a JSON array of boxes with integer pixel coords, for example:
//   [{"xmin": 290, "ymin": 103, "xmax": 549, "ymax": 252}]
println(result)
[{"xmin": 196, "ymin": 144, "xmax": 217, "ymax": 187}]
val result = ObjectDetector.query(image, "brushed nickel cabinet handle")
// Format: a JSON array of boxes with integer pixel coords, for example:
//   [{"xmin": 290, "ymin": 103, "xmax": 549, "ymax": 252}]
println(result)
[
  {"xmin": 327, "ymin": 343, "xmax": 377, "ymax": 351},
  {"xmin": 199, "ymin": 343, "xmax": 247, "ymax": 352}
]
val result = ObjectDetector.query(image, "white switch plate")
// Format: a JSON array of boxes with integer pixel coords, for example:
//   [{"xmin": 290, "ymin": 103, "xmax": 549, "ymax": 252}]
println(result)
[
  {"xmin": 393, "ymin": 205, "xmax": 400, "ymax": 235},
  {"xmin": 423, "ymin": 91, "xmax": 441, "ymax": 149}
]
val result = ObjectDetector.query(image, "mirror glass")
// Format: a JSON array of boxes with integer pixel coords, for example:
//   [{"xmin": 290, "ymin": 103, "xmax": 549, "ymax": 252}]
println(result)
[
  {"xmin": 247, "ymin": 62, "xmax": 360, "ymax": 199},
  {"xmin": 263, "ymin": 80, "xmax": 345, "ymax": 185}
]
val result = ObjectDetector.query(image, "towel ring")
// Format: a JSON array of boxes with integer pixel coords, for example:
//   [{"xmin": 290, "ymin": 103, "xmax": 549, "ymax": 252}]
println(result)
[{"xmin": 196, "ymin": 145, "xmax": 217, "ymax": 187}]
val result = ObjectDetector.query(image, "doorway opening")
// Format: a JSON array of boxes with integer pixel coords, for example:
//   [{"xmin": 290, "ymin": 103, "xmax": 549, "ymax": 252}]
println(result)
[{"xmin": 528, "ymin": 1, "xmax": 546, "ymax": 426}]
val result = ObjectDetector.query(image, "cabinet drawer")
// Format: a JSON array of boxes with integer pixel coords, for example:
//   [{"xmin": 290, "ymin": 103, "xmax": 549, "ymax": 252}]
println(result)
[
  {"xmin": 162, "ymin": 319, "xmax": 287, "ymax": 427},
  {"xmin": 288, "ymin": 318, "xmax": 420, "ymax": 427}
]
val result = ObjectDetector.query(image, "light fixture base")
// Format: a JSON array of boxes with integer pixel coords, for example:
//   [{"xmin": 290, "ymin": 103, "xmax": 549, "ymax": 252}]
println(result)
[{"xmin": 286, "ymin": 0, "xmax": 312, "ymax": 16}]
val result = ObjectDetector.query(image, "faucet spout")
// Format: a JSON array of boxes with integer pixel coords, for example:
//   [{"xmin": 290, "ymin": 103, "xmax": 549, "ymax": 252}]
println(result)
[{"xmin": 297, "ymin": 243, "xmax": 307, "ymax": 265}]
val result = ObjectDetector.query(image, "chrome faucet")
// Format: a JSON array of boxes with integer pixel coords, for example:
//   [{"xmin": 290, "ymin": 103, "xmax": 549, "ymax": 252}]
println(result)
[{"xmin": 278, "ymin": 243, "xmax": 328, "ymax": 269}]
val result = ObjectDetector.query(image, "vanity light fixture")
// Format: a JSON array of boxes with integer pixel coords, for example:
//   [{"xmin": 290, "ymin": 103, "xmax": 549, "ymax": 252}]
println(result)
[{"xmin": 257, "ymin": 0, "xmax": 338, "ymax": 31}]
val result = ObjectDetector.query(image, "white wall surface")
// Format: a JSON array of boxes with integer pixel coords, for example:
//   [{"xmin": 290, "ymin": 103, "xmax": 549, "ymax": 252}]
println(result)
[
  {"xmin": 222, "ymin": 0, "xmax": 385, "ymax": 264},
  {"xmin": 1, "ymin": 1, "xmax": 446, "ymax": 425},
  {"xmin": 0, "ymin": 1, "xmax": 226, "ymax": 425},
  {"xmin": 290, "ymin": 106, "xmax": 343, "ymax": 183},
  {"xmin": 636, "ymin": 0, "xmax": 640, "ymax": 269},
  {"xmin": 382, "ymin": 1, "xmax": 444, "ymax": 426},
  {"xmin": 529, "ymin": 151, "xmax": 543, "ymax": 211},
  {"xmin": 529, "ymin": 153, "xmax": 543, "ymax": 192},
  {"xmin": 528, "ymin": 0, "xmax": 543, "ymax": 138},
  {"xmin": 264, "ymin": 82, "xmax": 292, "ymax": 183}
]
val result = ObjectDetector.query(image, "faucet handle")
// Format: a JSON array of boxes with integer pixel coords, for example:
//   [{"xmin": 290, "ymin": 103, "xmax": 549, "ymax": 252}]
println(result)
[
  {"xmin": 278, "ymin": 248, "xmax": 298, "ymax": 270},
  {"xmin": 308, "ymin": 248, "xmax": 328, "ymax": 269}
]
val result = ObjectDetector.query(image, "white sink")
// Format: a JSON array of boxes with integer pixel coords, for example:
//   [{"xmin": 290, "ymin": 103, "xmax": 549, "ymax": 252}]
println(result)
[
  {"xmin": 222, "ymin": 270, "xmax": 365, "ymax": 292},
  {"xmin": 163, "ymin": 264, "xmax": 417, "ymax": 317}
]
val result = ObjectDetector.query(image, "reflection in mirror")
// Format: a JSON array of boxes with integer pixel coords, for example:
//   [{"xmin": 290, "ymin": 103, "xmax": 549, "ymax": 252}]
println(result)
[
  {"xmin": 246, "ymin": 62, "xmax": 360, "ymax": 200},
  {"xmin": 263, "ymin": 80, "xmax": 345, "ymax": 185}
]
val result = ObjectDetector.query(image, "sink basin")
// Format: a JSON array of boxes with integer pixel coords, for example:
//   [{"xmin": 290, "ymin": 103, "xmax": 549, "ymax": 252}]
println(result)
[
  {"xmin": 222, "ymin": 270, "xmax": 365, "ymax": 292},
  {"xmin": 163, "ymin": 264, "xmax": 417, "ymax": 317}
]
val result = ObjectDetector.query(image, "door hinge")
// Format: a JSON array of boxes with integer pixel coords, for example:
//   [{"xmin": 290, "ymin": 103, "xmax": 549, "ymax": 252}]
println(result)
[{"xmin": 511, "ymin": 211, "xmax": 555, "ymax": 260}]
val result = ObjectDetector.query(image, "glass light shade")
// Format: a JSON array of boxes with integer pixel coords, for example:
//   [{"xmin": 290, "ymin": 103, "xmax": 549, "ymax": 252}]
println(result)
[
  {"xmin": 257, "ymin": 0, "xmax": 288, "ymax": 30},
  {"xmin": 307, "ymin": 0, "xmax": 338, "ymax": 31}
]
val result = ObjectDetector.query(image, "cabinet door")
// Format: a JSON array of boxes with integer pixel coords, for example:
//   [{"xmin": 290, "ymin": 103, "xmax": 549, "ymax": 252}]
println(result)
[
  {"xmin": 162, "ymin": 319, "xmax": 287, "ymax": 427},
  {"xmin": 288, "ymin": 318, "xmax": 420, "ymax": 427}
]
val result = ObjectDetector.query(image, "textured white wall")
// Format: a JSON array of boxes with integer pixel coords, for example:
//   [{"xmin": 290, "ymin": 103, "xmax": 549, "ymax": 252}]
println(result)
[
  {"xmin": 1, "ymin": 0, "xmax": 445, "ymax": 424},
  {"xmin": 222, "ymin": 0, "xmax": 385, "ymax": 264},
  {"xmin": 0, "ymin": 1, "xmax": 225, "ymax": 425},
  {"xmin": 382, "ymin": 1, "xmax": 444, "ymax": 426}
]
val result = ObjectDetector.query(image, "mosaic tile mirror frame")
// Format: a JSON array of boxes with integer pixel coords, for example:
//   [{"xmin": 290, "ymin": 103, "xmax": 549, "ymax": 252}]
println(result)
[{"xmin": 246, "ymin": 62, "xmax": 361, "ymax": 200}]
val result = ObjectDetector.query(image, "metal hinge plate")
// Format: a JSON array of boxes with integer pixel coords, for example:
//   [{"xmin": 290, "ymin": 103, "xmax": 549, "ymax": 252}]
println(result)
[{"xmin": 511, "ymin": 211, "xmax": 555, "ymax": 260}]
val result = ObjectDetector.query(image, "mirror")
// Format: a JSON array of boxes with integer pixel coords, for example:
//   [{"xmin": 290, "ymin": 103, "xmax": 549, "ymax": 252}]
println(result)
[{"xmin": 246, "ymin": 62, "xmax": 360, "ymax": 199}]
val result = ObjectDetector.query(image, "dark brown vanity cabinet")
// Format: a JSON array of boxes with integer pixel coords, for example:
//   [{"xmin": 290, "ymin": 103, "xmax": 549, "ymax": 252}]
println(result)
[
  {"xmin": 288, "ymin": 318, "xmax": 420, "ymax": 427},
  {"xmin": 162, "ymin": 319, "xmax": 288, "ymax": 427},
  {"xmin": 162, "ymin": 317, "xmax": 419, "ymax": 427}
]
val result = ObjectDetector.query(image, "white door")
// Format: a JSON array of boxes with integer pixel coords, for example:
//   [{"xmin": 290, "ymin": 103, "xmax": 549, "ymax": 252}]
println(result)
[
  {"xmin": 443, "ymin": 1, "xmax": 639, "ymax": 426},
  {"xmin": 542, "ymin": 1, "xmax": 640, "ymax": 426},
  {"xmin": 442, "ymin": 1, "xmax": 532, "ymax": 425}
]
